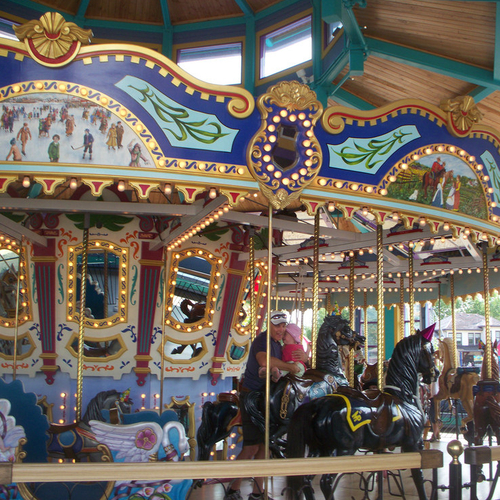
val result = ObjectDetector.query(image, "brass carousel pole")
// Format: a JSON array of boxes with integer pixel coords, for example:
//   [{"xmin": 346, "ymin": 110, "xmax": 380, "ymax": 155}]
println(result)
[
  {"xmin": 363, "ymin": 290, "xmax": 368, "ymax": 361},
  {"xmin": 482, "ymin": 243, "xmax": 492, "ymax": 379},
  {"xmin": 349, "ymin": 254, "xmax": 355, "ymax": 386},
  {"xmin": 311, "ymin": 209, "xmax": 320, "ymax": 369},
  {"xmin": 399, "ymin": 274, "xmax": 405, "ymax": 343},
  {"xmin": 274, "ymin": 256, "xmax": 280, "ymax": 311},
  {"xmin": 76, "ymin": 222, "xmax": 90, "ymax": 422},
  {"xmin": 103, "ymin": 249, "xmax": 108, "ymax": 318},
  {"xmin": 376, "ymin": 224, "xmax": 384, "ymax": 392},
  {"xmin": 264, "ymin": 204, "xmax": 273, "ymax": 496},
  {"xmin": 408, "ymin": 245, "xmax": 415, "ymax": 332},
  {"xmin": 159, "ymin": 248, "xmax": 168, "ymax": 414},
  {"xmin": 450, "ymin": 273, "xmax": 458, "ymax": 367},
  {"xmin": 12, "ymin": 237, "xmax": 23, "ymax": 381},
  {"xmin": 249, "ymin": 229, "xmax": 256, "ymax": 341}
]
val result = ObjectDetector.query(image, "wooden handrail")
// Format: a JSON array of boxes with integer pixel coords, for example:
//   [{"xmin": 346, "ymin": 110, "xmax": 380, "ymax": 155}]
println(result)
[{"xmin": 0, "ymin": 450, "xmax": 442, "ymax": 485}]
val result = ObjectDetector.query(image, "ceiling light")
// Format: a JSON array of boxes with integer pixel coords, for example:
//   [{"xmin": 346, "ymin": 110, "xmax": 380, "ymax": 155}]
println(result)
[{"xmin": 22, "ymin": 176, "xmax": 30, "ymax": 188}]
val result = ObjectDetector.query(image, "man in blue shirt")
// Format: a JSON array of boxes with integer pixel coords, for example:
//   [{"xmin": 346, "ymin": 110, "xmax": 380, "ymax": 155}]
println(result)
[{"xmin": 225, "ymin": 311, "xmax": 307, "ymax": 500}]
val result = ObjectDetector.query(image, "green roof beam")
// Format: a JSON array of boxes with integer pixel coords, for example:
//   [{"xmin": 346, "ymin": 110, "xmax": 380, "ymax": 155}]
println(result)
[
  {"xmin": 329, "ymin": 88, "xmax": 375, "ymax": 110},
  {"xmin": 234, "ymin": 0, "xmax": 254, "ymax": 16},
  {"xmin": 243, "ymin": 15, "xmax": 256, "ymax": 94},
  {"xmin": 468, "ymin": 86, "xmax": 494, "ymax": 102},
  {"xmin": 368, "ymin": 37, "xmax": 500, "ymax": 90}
]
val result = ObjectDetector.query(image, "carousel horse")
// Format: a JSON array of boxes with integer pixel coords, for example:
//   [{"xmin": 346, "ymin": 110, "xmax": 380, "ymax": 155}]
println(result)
[
  {"xmin": 47, "ymin": 389, "xmax": 133, "ymax": 462},
  {"xmin": 421, "ymin": 168, "xmax": 453, "ymax": 198},
  {"xmin": 433, "ymin": 337, "xmax": 480, "ymax": 431},
  {"xmin": 170, "ymin": 299, "xmax": 206, "ymax": 357},
  {"xmin": 359, "ymin": 360, "xmax": 389, "ymax": 390},
  {"xmin": 286, "ymin": 326, "xmax": 439, "ymax": 500},
  {"xmin": 469, "ymin": 340, "xmax": 500, "ymax": 446},
  {"xmin": 197, "ymin": 314, "xmax": 365, "ymax": 459}
]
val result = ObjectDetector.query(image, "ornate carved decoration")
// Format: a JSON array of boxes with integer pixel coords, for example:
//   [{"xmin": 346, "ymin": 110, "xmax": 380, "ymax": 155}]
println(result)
[
  {"xmin": 247, "ymin": 81, "xmax": 323, "ymax": 210},
  {"xmin": 440, "ymin": 95, "xmax": 482, "ymax": 138},
  {"xmin": 14, "ymin": 12, "xmax": 93, "ymax": 67}
]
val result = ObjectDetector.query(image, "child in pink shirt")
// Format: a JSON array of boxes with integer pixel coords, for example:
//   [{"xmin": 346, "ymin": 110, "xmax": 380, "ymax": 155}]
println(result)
[{"xmin": 281, "ymin": 323, "xmax": 309, "ymax": 378}]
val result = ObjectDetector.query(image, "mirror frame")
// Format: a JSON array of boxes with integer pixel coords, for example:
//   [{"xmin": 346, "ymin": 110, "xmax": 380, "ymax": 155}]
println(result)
[
  {"xmin": 158, "ymin": 335, "xmax": 208, "ymax": 364},
  {"xmin": 165, "ymin": 248, "xmax": 222, "ymax": 333},
  {"xmin": 232, "ymin": 263, "xmax": 267, "ymax": 336},
  {"xmin": 0, "ymin": 332, "xmax": 35, "ymax": 360},
  {"xmin": 67, "ymin": 240, "xmax": 128, "ymax": 328},
  {"xmin": 65, "ymin": 332, "xmax": 127, "ymax": 361},
  {"xmin": 0, "ymin": 245, "xmax": 30, "ymax": 327}
]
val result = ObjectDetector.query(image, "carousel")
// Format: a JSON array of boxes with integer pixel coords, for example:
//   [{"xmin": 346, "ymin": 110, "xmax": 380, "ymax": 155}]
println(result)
[{"xmin": 1, "ymin": 6, "xmax": 500, "ymax": 500}]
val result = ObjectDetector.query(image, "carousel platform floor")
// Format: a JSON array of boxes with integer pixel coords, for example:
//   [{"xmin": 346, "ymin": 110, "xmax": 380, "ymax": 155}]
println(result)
[{"xmin": 189, "ymin": 435, "xmax": 499, "ymax": 500}]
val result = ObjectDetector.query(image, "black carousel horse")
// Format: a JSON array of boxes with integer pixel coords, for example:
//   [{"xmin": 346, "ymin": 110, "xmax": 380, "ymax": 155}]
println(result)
[
  {"xmin": 47, "ymin": 389, "xmax": 133, "ymax": 462},
  {"xmin": 197, "ymin": 314, "xmax": 365, "ymax": 460},
  {"xmin": 286, "ymin": 328, "xmax": 439, "ymax": 500}
]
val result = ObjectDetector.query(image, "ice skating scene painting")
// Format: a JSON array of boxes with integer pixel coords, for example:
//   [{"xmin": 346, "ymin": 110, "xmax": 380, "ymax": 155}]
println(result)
[{"xmin": 2, "ymin": 93, "xmax": 153, "ymax": 168}]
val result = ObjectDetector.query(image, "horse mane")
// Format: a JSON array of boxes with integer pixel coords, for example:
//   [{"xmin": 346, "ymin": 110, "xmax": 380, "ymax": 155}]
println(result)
[
  {"xmin": 385, "ymin": 334, "xmax": 421, "ymax": 402},
  {"xmin": 440, "ymin": 337, "xmax": 456, "ymax": 368},
  {"xmin": 315, "ymin": 315, "xmax": 343, "ymax": 375},
  {"xmin": 81, "ymin": 389, "xmax": 120, "ymax": 425}
]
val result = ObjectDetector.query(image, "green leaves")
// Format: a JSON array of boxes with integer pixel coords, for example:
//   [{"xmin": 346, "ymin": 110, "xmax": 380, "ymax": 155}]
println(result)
[{"xmin": 130, "ymin": 86, "xmax": 228, "ymax": 145}]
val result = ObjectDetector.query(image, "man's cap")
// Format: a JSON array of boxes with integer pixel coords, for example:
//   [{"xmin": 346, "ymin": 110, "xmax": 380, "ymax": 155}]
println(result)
[{"xmin": 270, "ymin": 310, "xmax": 288, "ymax": 325}]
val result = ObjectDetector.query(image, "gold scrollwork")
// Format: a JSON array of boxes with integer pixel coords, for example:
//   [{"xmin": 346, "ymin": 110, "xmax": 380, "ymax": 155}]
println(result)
[
  {"xmin": 247, "ymin": 81, "xmax": 323, "ymax": 209},
  {"xmin": 14, "ymin": 12, "xmax": 93, "ymax": 67},
  {"xmin": 440, "ymin": 95, "xmax": 482, "ymax": 138}
]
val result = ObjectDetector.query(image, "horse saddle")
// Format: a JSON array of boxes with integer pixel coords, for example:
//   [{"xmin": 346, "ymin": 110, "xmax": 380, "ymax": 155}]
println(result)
[{"xmin": 333, "ymin": 387, "xmax": 402, "ymax": 437}]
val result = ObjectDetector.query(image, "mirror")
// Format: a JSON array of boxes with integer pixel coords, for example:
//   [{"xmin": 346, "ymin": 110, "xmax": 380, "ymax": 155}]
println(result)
[
  {"xmin": 165, "ymin": 248, "xmax": 222, "ymax": 332},
  {"xmin": 0, "ymin": 332, "xmax": 35, "ymax": 359},
  {"xmin": 0, "ymin": 246, "xmax": 30, "ymax": 327},
  {"xmin": 160, "ymin": 337, "xmax": 207, "ymax": 362},
  {"xmin": 66, "ymin": 333, "xmax": 126, "ymax": 361},
  {"xmin": 227, "ymin": 338, "xmax": 249, "ymax": 363},
  {"xmin": 67, "ymin": 240, "xmax": 128, "ymax": 328},
  {"xmin": 233, "ymin": 265, "xmax": 266, "ymax": 336}
]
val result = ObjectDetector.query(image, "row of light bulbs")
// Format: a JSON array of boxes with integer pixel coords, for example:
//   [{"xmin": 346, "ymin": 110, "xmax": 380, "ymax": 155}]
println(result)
[
  {"xmin": 20, "ymin": 176, "xmax": 220, "ymax": 200},
  {"xmin": 166, "ymin": 204, "xmax": 230, "ymax": 250}
]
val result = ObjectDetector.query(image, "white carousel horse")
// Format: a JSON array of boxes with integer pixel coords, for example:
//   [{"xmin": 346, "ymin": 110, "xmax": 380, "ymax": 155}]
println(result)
[{"xmin": 90, "ymin": 419, "xmax": 189, "ymax": 462}]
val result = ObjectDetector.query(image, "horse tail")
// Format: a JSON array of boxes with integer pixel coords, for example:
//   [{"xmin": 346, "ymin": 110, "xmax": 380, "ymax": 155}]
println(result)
[
  {"xmin": 197, "ymin": 401, "xmax": 216, "ymax": 460},
  {"xmin": 285, "ymin": 400, "xmax": 320, "ymax": 500}
]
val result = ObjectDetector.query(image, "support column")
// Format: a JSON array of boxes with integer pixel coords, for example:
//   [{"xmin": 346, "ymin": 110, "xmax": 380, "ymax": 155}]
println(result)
[
  {"xmin": 32, "ymin": 239, "xmax": 58, "ymax": 385},
  {"xmin": 134, "ymin": 242, "xmax": 164, "ymax": 386}
]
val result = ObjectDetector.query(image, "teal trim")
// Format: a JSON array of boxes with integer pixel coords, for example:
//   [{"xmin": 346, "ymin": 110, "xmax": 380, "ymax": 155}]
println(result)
[
  {"xmin": 495, "ymin": 6, "xmax": 500, "ymax": 81},
  {"xmin": 254, "ymin": 0, "xmax": 305, "ymax": 21},
  {"xmin": 2, "ymin": 0, "xmax": 60, "ymax": 16},
  {"xmin": 368, "ymin": 37, "xmax": 500, "ymax": 90},
  {"xmin": 159, "ymin": 0, "xmax": 172, "ymax": 28},
  {"xmin": 384, "ymin": 306, "xmax": 395, "ymax": 359},
  {"xmin": 312, "ymin": 0, "xmax": 323, "ymax": 85},
  {"xmin": 75, "ymin": 0, "xmax": 90, "ymax": 23},
  {"xmin": 469, "ymin": 86, "xmax": 494, "ymax": 102},
  {"xmin": 331, "ymin": 88, "xmax": 375, "ymax": 110},
  {"xmin": 171, "ymin": 17, "xmax": 246, "ymax": 33},
  {"xmin": 315, "ymin": 49, "xmax": 349, "ymax": 87},
  {"xmin": 244, "ymin": 15, "xmax": 256, "ymax": 93},
  {"xmin": 162, "ymin": 28, "xmax": 173, "ymax": 59},
  {"xmin": 85, "ymin": 19, "xmax": 164, "ymax": 33},
  {"xmin": 234, "ymin": 0, "xmax": 253, "ymax": 16}
]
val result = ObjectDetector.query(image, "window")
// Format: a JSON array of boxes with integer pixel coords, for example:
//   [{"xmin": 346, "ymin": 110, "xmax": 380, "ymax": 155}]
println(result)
[
  {"xmin": 0, "ymin": 18, "xmax": 18, "ymax": 41},
  {"xmin": 261, "ymin": 16, "xmax": 312, "ymax": 79},
  {"xmin": 468, "ymin": 332, "xmax": 481, "ymax": 345},
  {"xmin": 177, "ymin": 43, "xmax": 242, "ymax": 85}
]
